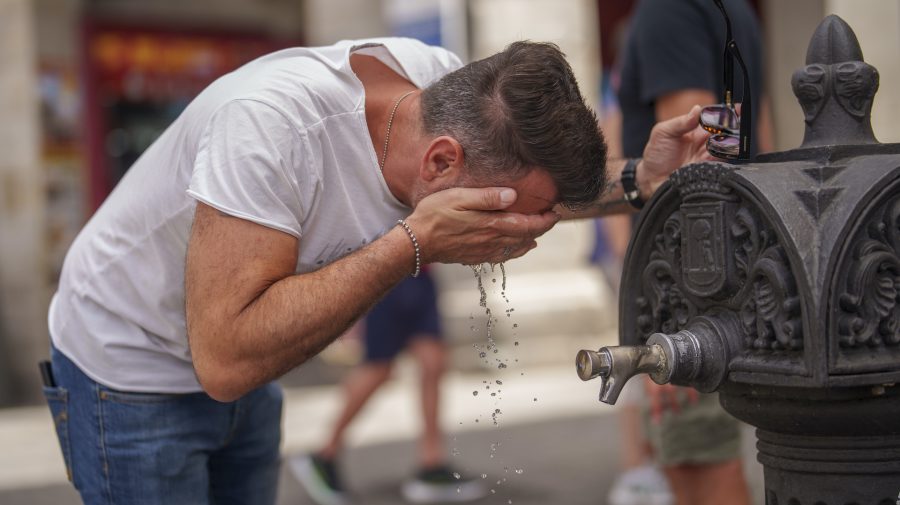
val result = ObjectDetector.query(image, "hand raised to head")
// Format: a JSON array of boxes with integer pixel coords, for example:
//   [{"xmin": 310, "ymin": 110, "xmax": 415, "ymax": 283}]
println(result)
[{"xmin": 404, "ymin": 186, "xmax": 560, "ymax": 266}]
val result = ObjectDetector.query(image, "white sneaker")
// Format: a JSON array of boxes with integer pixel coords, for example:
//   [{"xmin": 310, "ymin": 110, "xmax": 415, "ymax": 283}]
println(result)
[
  {"xmin": 401, "ymin": 465, "xmax": 487, "ymax": 503},
  {"xmin": 607, "ymin": 465, "xmax": 674, "ymax": 505}
]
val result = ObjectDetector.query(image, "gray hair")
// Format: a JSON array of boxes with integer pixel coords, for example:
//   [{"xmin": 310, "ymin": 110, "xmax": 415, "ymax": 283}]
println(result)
[{"xmin": 420, "ymin": 41, "xmax": 607, "ymax": 209}]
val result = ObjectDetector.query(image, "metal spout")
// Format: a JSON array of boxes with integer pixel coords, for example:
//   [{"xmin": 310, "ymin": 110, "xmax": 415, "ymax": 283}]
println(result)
[
  {"xmin": 576, "ymin": 344, "xmax": 670, "ymax": 404},
  {"xmin": 577, "ymin": 319, "xmax": 739, "ymax": 405}
]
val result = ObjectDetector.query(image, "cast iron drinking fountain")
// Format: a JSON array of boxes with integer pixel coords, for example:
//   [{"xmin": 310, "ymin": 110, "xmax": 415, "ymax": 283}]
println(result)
[{"xmin": 576, "ymin": 15, "xmax": 900, "ymax": 504}]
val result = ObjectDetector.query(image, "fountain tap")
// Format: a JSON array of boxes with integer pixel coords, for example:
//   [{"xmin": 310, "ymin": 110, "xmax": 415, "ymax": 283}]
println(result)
[
  {"xmin": 577, "ymin": 318, "xmax": 737, "ymax": 405},
  {"xmin": 576, "ymin": 343, "xmax": 670, "ymax": 404}
]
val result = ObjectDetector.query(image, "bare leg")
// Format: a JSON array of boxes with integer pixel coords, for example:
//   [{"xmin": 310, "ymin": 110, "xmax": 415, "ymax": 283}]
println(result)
[
  {"xmin": 408, "ymin": 338, "xmax": 447, "ymax": 468},
  {"xmin": 319, "ymin": 362, "xmax": 393, "ymax": 459},
  {"xmin": 663, "ymin": 459, "xmax": 750, "ymax": 505},
  {"xmin": 618, "ymin": 404, "xmax": 652, "ymax": 469}
]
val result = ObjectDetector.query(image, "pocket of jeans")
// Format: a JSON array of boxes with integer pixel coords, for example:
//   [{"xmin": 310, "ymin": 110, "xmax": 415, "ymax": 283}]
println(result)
[{"xmin": 42, "ymin": 386, "xmax": 73, "ymax": 482}]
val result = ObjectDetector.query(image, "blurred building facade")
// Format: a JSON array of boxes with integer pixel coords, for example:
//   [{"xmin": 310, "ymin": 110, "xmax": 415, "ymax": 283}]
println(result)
[{"xmin": 1, "ymin": 0, "xmax": 899, "ymax": 406}]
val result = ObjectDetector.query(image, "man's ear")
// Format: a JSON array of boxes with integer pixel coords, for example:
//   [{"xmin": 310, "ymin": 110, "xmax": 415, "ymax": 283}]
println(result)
[{"xmin": 420, "ymin": 136, "xmax": 465, "ymax": 182}]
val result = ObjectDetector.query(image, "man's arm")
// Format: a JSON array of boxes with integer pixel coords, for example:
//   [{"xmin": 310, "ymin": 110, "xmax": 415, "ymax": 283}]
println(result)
[
  {"xmin": 560, "ymin": 105, "xmax": 711, "ymax": 219},
  {"xmin": 186, "ymin": 187, "xmax": 558, "ymax": 402}
]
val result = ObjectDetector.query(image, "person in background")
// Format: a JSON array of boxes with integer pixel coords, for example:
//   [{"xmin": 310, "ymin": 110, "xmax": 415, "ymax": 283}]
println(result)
[
  {"xmin": 295, "ymin": 268, "xmax": 486, "ymax": 504},
  {"xmin": 615, "ymin": 0, "xmax": 774, "ymax": 503}
]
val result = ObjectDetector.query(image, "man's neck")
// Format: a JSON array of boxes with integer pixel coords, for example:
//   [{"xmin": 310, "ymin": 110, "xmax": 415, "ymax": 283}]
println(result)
[{"xmin": 350, "ymin": 53, "xmax": 422, "ymax": 207}]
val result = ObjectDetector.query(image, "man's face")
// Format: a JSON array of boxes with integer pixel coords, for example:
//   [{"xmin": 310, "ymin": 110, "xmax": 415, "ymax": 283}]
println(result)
[{"xmin": 501, "ymin": 168, "xmax": 559, "ymax": 215}]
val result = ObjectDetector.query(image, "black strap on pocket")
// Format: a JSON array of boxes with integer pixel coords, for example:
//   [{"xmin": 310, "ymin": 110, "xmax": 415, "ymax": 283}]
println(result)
[{"xmin": 39, "ymin": 360, "xmax": 57, "ymax": 387}]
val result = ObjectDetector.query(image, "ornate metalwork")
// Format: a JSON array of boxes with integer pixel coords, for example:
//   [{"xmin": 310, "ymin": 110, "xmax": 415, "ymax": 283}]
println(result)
[
  {"xmin": 587, "ymin": 15, "xmax": 900, "ymax": 502},
  {"xmin": 735, "ymin": 216, "xmax": 802, "ymax": 351},
  {"xmin": 837, "ymin": 196, "xmax": 900, "ymax": 349},
  {"xmin": 633, "ymin": 163, "xmax": 803, "ymax": 351}
]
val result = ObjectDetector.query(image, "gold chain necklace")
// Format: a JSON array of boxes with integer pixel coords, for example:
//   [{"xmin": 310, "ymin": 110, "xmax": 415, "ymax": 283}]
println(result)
[{"xmin": 379, "ymin": 90, "xmax": 416, "ymax": 171}]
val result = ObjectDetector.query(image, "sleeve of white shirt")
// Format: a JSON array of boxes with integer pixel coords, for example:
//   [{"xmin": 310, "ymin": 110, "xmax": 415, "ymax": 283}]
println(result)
[{"xmin": 187, "ymin": 99, "xmax": 308, "ymax": 238}]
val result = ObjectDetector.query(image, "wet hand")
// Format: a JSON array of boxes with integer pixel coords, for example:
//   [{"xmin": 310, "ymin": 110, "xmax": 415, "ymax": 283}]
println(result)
[
  {"xmin": 639, "ymin": 105, "xmax": 715, "ymax": 199},
  {"xmin": 405, "ymin": 187, "xmax": 560, "ymax": 265}
]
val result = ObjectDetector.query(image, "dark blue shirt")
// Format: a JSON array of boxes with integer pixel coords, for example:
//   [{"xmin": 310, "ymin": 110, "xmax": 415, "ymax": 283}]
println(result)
[{"xmin": 618, "ymin": 0, "xmax": 764, "ymax": 158}]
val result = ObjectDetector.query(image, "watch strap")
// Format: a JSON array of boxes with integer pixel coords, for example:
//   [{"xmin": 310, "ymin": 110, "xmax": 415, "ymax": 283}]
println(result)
[{"xmin": 621, "ymin": 158, "xmax": 644, "ymax": 209}]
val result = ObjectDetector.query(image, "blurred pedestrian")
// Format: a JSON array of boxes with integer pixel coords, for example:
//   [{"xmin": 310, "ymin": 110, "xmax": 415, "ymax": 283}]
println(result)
[
  {"xmin": 41, "ymin": 35, "xmax": 711, "ymax": 504},
  {"xmin": 294, "ymin": 269, "xmax": 485, "ymax": 504},
  {"xmin": 612, "ymin": 0, "xmax": 774, "ymax": 503}
]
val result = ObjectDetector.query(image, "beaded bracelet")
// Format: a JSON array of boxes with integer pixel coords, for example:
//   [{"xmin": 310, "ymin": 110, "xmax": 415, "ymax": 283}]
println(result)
[{"xmin": 396, "ymin": 219, "xmax": 421, "ymax": 277}]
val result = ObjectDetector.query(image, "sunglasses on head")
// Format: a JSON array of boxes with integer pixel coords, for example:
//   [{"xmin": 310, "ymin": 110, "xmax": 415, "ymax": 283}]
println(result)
[{"xmin": 700, "ymin": 0, "xmax": 753, "ymax": 160}]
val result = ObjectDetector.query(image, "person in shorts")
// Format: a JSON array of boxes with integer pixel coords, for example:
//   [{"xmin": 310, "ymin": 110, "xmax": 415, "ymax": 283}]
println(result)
[{"xmin": 296, "ymin": 268, "xmax": 486, "ymax": 504}]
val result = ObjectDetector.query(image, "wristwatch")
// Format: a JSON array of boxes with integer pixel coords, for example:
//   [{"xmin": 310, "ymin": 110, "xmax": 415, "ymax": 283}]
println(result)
[{"xmin": 620, "ymin": 158, "xmax": 645, "ymax": 210}]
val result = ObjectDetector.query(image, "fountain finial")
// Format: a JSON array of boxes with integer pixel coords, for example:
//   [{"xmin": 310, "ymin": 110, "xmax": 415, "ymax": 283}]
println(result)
[{"xmin": 791, "ymin": 15, "xmax": 879, "ymax": 147}]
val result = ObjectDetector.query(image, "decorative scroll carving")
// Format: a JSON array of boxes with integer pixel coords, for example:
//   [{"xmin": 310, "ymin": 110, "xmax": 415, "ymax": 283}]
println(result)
[
  {"xmin": 739, "ymin": 247, "xmax": 803, "ymax": 350},
  {"xmin": 837, "ymin": 197, "xmax": 900, "ymax": 349},
  {"xmin": 731, "ymin": 206, "xmax": 802, "ymax": 350},
  {"xmin": 633, "ymin": 164, "xmax": 803, "ymax": 350},
  {"xmin": 636, "ymin": 214, "xmax": 695, "ymax": 337}
]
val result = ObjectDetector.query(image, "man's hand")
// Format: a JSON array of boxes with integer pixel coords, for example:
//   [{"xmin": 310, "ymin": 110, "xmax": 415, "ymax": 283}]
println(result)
[
  {"xmin": 638, "ymin": 105, "xmax": 714, "ymax": 200},
  {"xmin": 405, "ymin": 187, "xmax": 560, "ymax": 265}
]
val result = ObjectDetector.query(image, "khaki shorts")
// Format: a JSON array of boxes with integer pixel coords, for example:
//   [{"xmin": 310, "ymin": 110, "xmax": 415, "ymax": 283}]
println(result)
[{"xmin": 641, "ymin": 391, "xmax": 741, "ymax": 466}]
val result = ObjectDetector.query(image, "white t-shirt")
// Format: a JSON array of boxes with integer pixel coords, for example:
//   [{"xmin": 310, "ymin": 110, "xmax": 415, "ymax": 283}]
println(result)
[{"xmin": 49, "ymin": 38, "xmax": 462, "ymax": 393}]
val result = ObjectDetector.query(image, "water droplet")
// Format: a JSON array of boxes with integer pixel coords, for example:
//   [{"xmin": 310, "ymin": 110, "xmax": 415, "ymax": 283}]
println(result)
[
  {"xmin": 533, "ymin": 397, "xmax": 538, "ymax": 401},
  {"xmin": 496, "ymin": 380, "xmax": 503, "ymax": 385},
  {"xmin": 498, "ymin": 363, "xmax": 507, "ymax": 369},
  {"xmin": 453, "ymin": 472, "xmax": 461, "ymax": 480},
  {"xmin": 495, "ymin": 408, "xmax": 501, "ymax": 413},
  {"xmin": 491, "ymin": 489, "xmax": 496, "ymax": 494},
  {"xmin": 509, "ymin": 500, "xmax": 513, "ymax": 504},
  {"xmin": 513, "ymin": 323, "xmax": 518, "ymax": 328},
  {"xmin": 479, "ymin": 352, "xmax": 486, "ymax": 358},
  {"xmin": 481, "ymin": 473, "xmax": 487, "ymax": 479},
  {"xmin": 515, "ymin": 468, "xmax": 524, "ymax": 474},
  {"xmin": 491, "ymin": 393, "xmax": 496, "ymax": 396},
  {"xmin": 456, "ymin": 487, "xmax": 461, "ymax": 493},
  {"xmin": 493, "ymin": 349, "xmax": 499, "ymax": 353},
  {"xmin": 514, "ymin": 341, "xmax": 519, "ymax": 346},
  {"xmin": 472, "ymin": 391, "xmax": 478, "ymax": 396}
]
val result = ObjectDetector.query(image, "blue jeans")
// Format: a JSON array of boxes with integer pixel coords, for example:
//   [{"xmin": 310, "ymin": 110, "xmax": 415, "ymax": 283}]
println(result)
[{"xmin": 43, "ymin": 344, "xmax": 282, "ymax": 505}]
